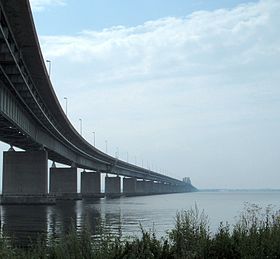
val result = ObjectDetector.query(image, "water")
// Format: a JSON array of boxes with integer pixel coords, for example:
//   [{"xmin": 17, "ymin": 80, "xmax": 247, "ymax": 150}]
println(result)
[{"xmin": 0, "ymin": 191, "xmax": 280, "ymax": 245}]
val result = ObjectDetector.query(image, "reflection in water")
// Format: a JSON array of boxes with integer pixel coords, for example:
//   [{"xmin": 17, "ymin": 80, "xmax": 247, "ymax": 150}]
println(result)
[
  {"xmin": 0, "ymin": 198, "xmax": 125, "ymax": 246},
  {"xmin": 78, "ymin": 199, "xmax": 103, "ymax": 236},
  {"xmin": 0, "ymin": 200, "xmax": 105, "ymax": 246},
  {"xmin": 0, "ymin": 192, "xmax": 280, "ymax": 246},
  {"xmin": 47, "ymin": 201, "xmax": 75, "ymax": 238},
  {"xmin": 1, "ymin": 205, "xmax": 49, "ymax": 246}
]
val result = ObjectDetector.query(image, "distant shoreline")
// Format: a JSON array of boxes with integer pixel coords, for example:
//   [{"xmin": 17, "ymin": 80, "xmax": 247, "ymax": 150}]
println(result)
[{"xmin": 198, "ymin": 189, "xmax": 280, "ymax": 192}]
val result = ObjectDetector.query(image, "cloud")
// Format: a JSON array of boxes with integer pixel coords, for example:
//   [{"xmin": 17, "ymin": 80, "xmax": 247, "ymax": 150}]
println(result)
[
  {"xmin": 40, "ymin": 0, "xmax": 280, "ymax": 82},
  {"xmin": 30, "ymin": 0, "xmax": 66, "ymax": 12},
  {"xmin": 20, "ymin": 0, "xmax": 280, "ymax": 187}
]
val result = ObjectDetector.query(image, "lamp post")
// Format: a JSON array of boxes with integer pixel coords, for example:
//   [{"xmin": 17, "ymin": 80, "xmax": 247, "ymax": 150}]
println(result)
[
  {"xmin": 79, "ymin": 118, "xmax": 82, "ymax": 136},
  {"xmin": 46, "ymin": 60, "xmax": 51, "ymax": 77},
  {"xmin": 63, "ymin": 97, "xmax": 68, "ymax": 116},
  {"xmin": 93, "ymin": 131, "xmax": 95, "ymax": 147}
]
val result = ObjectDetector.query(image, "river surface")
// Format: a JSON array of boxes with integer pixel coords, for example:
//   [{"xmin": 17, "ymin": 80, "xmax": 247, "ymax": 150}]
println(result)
[{"xmin": 0, "ymin": 191, "xmax": 280, "ymax": 245}]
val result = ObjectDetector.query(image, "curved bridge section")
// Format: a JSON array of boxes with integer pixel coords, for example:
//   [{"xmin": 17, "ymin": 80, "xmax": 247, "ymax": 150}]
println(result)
[{"xmin": 0, "ymin": 0, "xmax": 195, "ymax": 202}]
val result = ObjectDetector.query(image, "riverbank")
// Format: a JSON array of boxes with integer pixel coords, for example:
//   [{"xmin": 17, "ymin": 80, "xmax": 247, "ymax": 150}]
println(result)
[{"xmin": 0, "ymin": 204, "xmax": 279, "ymax": 258}]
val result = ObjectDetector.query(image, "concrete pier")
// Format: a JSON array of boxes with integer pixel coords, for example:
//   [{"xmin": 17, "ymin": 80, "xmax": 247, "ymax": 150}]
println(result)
[
  {"xmin": 1, "ymin": 150, "xmax": 55, "ymax": 204},
  {"xmin": 152, "ymin": 182, "xmax": 160, "ymax": 194},
  {"xmin": 123, "ymin": 177, "xmax": 136, "ymax": 196},
  {"xmin": 50, "ymin": 167, "xmax": 79, "ymax": 200},
  {"xmin": 162, "ymin": 183, "xmax": 175, "ymax": 193},
  {"xmin": 145, "ymin": 181, "xmax": 154, "ymax": 194},
  {"xmin": 162, "ymin": 183, "xmax": 169, "ymax": 193},
  {"xmin": 169, "ymin": 184, "xmax": 176, "ymax": 193},
  {"xmin": 105, "ymin": 175, "xmax": 121, "ymax": 198},
  {"xmin": 154, "ymin": 182, "xmax": 170, "ymax": 194},
  {"xmin": 136, "ymin": 180, "xmax": 148, "ymax": 194},
  {"xmin": 81, "ymin": 171, "xmax": 104, "ymax": 198}
]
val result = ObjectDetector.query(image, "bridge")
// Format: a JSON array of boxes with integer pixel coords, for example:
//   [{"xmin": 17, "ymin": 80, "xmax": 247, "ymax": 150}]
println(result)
[{"xmin": 0, "ymin": 0, "xmax": 196, "ymax": 204}]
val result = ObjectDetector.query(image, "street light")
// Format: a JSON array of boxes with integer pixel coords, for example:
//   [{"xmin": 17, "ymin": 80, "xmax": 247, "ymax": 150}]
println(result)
[
  {"xmin": 79, "ymin": 118, "xmax": 82, "ymax": 136},
  {"xmin": 93, "ymin": 131, "xmax": 95, "ymax": 147},
  {"xmin": 63, "ymin": 97, "xmax": 68, "ymax": 116},
  {"xmin": 46, "ymin": 60, "xmax": 51, "ymax": 77},
  {"xmin": 115, "ymin": 147, "xmax": 119, "ymax": 159},
  {"xmin": 105, "ymin": 140, "xmax": 108, "ymax": 153}
]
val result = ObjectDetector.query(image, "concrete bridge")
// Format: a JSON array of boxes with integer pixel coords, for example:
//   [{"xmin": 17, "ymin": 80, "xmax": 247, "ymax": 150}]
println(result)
[{"xmin": 0, "ymin": 0, "xmax": 196, "ymax": 204}]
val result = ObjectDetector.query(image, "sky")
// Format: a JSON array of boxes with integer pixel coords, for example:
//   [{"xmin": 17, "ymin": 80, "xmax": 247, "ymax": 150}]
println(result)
[{"xmin": 0, "ymin": 0, "xmax": 279, "ymax": 189}]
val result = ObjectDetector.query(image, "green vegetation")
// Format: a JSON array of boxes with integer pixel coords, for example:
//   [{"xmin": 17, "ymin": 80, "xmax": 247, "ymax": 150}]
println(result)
[{"xmin": 1, "ymin": 204, "xmax": 280, "ymax": 258}]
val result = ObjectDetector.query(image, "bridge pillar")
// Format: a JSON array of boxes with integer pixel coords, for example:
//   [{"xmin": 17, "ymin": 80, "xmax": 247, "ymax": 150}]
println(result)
[
  {"xmin": 163, "ymin": 183, "xmax": 170, "ymax": 193},
  {"xmin": 50, "ymin": 167, "xmax": 78, "ymax": 199},
  {"xmin": 166, "ymin": 183, "xmax": 174, "ymax": 193},
  {"xmin": 145, "ymin": 181, "xmax": 154, "ymax": 194},
  {"xmin": 123, "ymin": 177, "xmax": 136, "ymax": 196},
  {"xmin": 164, "ymin": 183, "xmax": 170, "ymax": 193},
  {"xmin": 136, "ymin": 180, "xmax": 148, "ymax": 195},
  {"xmin": 105, "ymin": 175, "xmax": 121, "ymax": 198},
  {"xmin": 160, "ymin": 183, "xmax": 166, "ymax": 193},
  {"xmin": 81, "ymin": 171, "xmax": 104, "ymax": 198},
  {"xmin": 1, "ymin": 149, "xmax": 55, "ymax": 204},
  {"xmin": 153, "ymin": 182, "xmax": 160, "ymax": 193},
  {"xmin": 175, "ymin": 184, "xmax": 183, "ymax": 193},
  {"xmin": 156, "ymin": 182, "xmax": 167, "ymax": 194},
  {"xmin": 169, "ymin": 183, "xmax": 174, "ymax": 193},
  {"xmin": 161, "ymin": 183, "xmax": 167, "ymax": 193},
  {"xmin": 170, "ymin": 184, "xmax": 176, "ymax": 193}
]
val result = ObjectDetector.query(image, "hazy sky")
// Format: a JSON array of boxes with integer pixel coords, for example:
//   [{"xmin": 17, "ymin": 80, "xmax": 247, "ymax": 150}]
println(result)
[{"xmin": 1, "ymin": 0, "xmax": 279, "ymax": 189}]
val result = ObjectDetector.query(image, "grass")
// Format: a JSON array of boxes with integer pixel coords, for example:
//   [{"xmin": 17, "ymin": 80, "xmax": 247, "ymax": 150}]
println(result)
[{"xmin": 0, "ymin": 203, "xmax": 280, "ymax": 258}]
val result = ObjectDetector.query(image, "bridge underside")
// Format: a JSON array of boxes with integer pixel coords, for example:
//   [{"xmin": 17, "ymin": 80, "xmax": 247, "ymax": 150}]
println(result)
[
  {"xmin": 0, "ymin": 149, "xmax": 196, "ymax": 204},
  {"xmin": 0, "ymin": 82, "xmax": 196, "ymax": 204},
  {"xmin": 0, "ymin": 0, "xmax": 197, "ymax": 204}
]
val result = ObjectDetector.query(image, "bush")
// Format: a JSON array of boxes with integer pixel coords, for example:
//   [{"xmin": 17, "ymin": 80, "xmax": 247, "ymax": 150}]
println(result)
[
  {"xmin": 0, "ymin": 203, "xmax": 280, "ymax": 258},
  {"xmin": 168, "ymin": 205, "xmax": 210, "ymax": 258}
]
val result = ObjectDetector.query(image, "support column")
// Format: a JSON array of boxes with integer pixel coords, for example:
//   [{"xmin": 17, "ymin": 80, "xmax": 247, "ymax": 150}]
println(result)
[
  {"xmin": 174, "ymin": 184, "xmax": 182, "ymax": 193},
  {"xmin": 170, "ymin": 184, "xmax": 176, "ymax": 193},
  {"xmin": 123, "ymin": 177, "xmax": 136, "ymax": 196},
  {"xmin": 50, "ymin": 167, "xmax": 78, "ymax": 200},
  {"xmin": 136, "ymin": 180, "xmax": 148, "ymax": 195},
  {"xmin": 81, "ymin": 171, "xmax": 104, "ymax": 198},
  {"xmin": 145, "ymin": 181, "xmax": 154, "ymax": 195},
  {"xmin": 1, "ymin": 149, "xmax": 55, "ymax": 204},
  {"xmin": 153, "ymin": 182, "xmax": 159, "ymax": 193},
  {"xmin": 154, "ymin": 182, "xmax": 164, "ymax": 194},
  {"xmin": 105, "ymin": 175, "xmax": 121, "ymax": 198},
  {"xmin": 162, "ymin": 183, "xmax": 168, "ymax": 193},
  {"xmin": 164, "ymin": 183, "xmax": 170, "ymax": 193}
]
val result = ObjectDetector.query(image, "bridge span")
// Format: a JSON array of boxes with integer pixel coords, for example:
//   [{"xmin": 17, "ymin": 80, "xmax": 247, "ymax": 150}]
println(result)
[{"xmin": 0, "ymin": 0, "xmax": 196, "ymax": 204}]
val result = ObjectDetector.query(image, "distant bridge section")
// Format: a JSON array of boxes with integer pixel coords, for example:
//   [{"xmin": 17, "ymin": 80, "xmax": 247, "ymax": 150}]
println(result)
[{"xmin": 0, "ymin": 0, "xmax": 196, "ymax": 204}]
